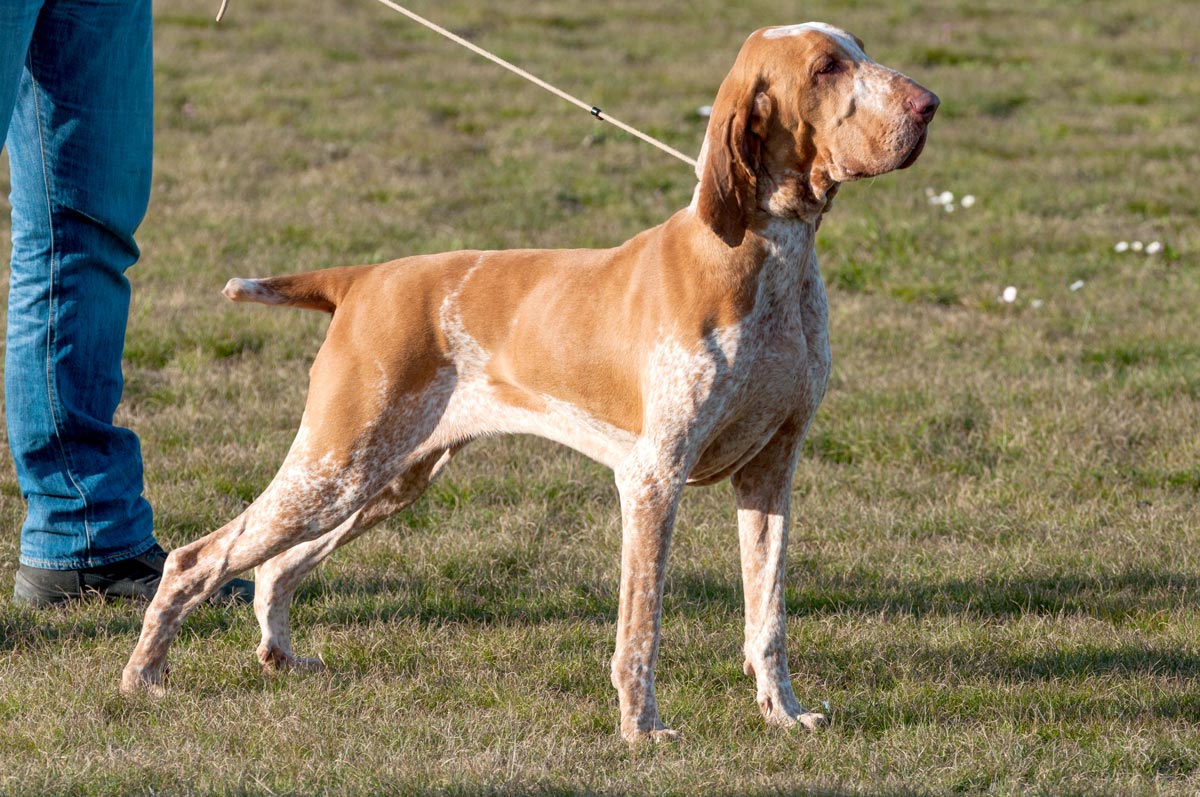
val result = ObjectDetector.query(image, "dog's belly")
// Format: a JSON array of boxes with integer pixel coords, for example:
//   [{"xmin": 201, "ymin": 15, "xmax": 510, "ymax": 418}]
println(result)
[
  {"xmin": 441, "ymin": 340, "xmax": 825, "ymax": 483},
  {"xmin": 471, "ymin": 391, "xmax": 790, "ymax": 483}
]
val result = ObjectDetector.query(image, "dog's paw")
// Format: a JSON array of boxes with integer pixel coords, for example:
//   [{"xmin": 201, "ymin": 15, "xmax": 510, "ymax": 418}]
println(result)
[
  {"xmin": 263, "ymin": 656, "xmax": 325, "ymax": 674},
  {"xmin": 258, "ymin": 644, "xmax": 325, "ymax": 674},
  {"xmin": 648, "ymin": 727, "xmax": 682, "ymax": 743},
  {"xmin": 758, "ymin": 693, "xmax": 831, "ymax": 731},
  {"xmin": 120, "ymin": 664, "xmax": 168, "ymax": 698},
  {"xmin": 291, "ymin": 656, "xmax": 326, "ymax": 673},
  {"xmin": 797, "ymin": 711, "xmax": 829, "ymax": 731},
  {"xmin": 622, "ymin": 726, "xmax": 682, "ymax": 744}
]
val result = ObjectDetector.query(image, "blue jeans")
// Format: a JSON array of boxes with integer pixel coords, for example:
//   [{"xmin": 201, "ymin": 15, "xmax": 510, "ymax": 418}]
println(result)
[{"xmin": 1, "ymin": 0, "xmax": 155, "ymax": 569}]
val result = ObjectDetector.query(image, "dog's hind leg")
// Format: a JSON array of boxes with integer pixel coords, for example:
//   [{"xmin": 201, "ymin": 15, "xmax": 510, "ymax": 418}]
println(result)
[
  {"xmin": 121, "ymin": 395, "xmax": 450, "ymax": 695},
  {"xmin": 121, "ymin": 299, "xmax": 462, "ymax": 695},
  {"xmin": 253, "ymin": 446, "xmax": 458, "ymax": 672},
  {"xmin": 119, "ymin": 440, "xmax": 397, "ymax": 695}
]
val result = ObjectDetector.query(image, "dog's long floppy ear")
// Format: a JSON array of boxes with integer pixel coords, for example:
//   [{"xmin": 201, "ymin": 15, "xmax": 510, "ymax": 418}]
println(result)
[{"xmin": 697, "ymin": 68, "xmax": 770, "ymax": 246}]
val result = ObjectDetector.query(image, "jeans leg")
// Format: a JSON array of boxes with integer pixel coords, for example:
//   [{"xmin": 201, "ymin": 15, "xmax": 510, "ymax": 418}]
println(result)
[
  {"xmin": 5, "ymin": 0, "xmax": 155, "ymax": 569},
  {"xmin": 0, "ymin": 2, "xmax": 40, "ymax": 140}
]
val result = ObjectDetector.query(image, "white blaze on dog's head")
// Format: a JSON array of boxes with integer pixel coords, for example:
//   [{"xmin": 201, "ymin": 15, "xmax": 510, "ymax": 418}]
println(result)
[{"xmin": 763, "ymin": 22, "xmax": 863, "ymax": 51}]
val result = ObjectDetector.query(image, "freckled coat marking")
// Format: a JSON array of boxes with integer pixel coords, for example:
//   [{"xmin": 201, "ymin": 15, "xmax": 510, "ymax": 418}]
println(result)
[{"xmin": 122, "ymin": 22, "xmax": 938, "ymax": 742}]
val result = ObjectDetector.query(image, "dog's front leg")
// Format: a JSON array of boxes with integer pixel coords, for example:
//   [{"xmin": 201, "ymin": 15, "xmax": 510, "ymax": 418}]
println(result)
[
  {"xmin": 610, "ymin": 460, "xmax": 685, "ymax": 742},
  {"xmin": 731, "ymin": 420, "xmax": 828, "ymax": 730}
]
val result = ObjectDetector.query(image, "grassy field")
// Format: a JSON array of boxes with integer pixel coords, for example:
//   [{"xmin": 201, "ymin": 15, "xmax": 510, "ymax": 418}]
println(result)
[{"xmin": 2, "ymin": 0, "xmax": 1198, "ymax": 793}]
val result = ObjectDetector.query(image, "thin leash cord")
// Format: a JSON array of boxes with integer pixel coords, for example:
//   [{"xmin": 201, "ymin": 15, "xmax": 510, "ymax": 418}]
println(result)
[{"xmin": 215, "ymin": 0, "xmax": 698, "ymax": 169}]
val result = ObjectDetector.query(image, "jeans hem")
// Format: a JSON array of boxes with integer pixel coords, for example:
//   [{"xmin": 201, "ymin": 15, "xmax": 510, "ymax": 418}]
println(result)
[{"xmin": 18, "ymin": 535, "xmax": 157, "ymax": 571}]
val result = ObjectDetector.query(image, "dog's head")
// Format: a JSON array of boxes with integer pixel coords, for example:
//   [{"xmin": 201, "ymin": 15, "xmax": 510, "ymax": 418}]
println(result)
[{"xmin": 696, "ymin": 23, "xmax": 939, "ymax": 244}]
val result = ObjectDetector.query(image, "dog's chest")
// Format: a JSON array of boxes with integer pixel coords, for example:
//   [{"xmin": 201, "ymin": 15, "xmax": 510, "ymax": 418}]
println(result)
[{"xmin": 687, "ymin": 228, "xmax": 831, "ymax": 479}]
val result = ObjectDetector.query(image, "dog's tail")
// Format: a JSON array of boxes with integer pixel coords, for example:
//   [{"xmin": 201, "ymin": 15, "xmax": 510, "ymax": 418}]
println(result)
[{"xmin": 222, "ymin": 266, "xmax": 364, "ymax": 314}]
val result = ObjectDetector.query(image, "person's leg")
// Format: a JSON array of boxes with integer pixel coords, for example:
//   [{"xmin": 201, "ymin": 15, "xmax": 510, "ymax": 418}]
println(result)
[
  {"xmin": 5, "ymin": 0, "xmax": 154, "ymax": 571},
  {"xmin": 0, "ymin": 2, "xmax": 40, "ymax": 139}
]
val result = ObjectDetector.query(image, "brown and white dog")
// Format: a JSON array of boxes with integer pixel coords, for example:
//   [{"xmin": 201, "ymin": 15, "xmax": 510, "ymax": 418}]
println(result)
[{"xmin": 122, "ymin": 23, "xmax": 937, "ymax": 741}]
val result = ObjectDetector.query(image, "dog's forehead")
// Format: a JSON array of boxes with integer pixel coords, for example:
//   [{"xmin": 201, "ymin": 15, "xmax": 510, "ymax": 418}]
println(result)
[{"xmin": 761, "ymin": 22, "xmax": 868, "ymax": 61}]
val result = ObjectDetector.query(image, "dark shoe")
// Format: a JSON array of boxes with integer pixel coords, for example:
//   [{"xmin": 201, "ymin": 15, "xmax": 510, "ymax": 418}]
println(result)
[{"xmin": 12, "ymin": 544, "xmax": 254, "ymax": 607}]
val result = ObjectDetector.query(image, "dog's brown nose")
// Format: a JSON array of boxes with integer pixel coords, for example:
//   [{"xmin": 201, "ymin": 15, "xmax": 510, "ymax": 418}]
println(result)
[{"xmin": 906, "ymin": 89, "xmax": 940, "ymax": 123}]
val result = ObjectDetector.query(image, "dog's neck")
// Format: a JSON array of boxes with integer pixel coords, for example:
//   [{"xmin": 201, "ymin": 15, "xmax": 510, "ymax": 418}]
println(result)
[
  {"xmin": 702, "ymin": 212, "xmax": 820, "ymax": 311},
  {"xmin": 682, "ymin": 175, "xmax": 823, "ymax": 307},
  {"xmin": 755, "ymin": 215, "xmax": 819, "ymax": 296},
  {"xmin": 757, "ymin": 165, "xmax": 840, "ymax": 227}
]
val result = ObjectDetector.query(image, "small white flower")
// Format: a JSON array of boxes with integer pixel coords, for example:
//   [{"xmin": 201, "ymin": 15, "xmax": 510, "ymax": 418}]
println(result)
[
  {"xmin": 960, "ymin": 194, "xmax": 976, "ymax": 208},
  {"xmin": 1114, "ymin": 241, "xmax": 1129, "ymax": 253},
  {"xmin": 938, "ymin": 190, "xmax": 954, "ymax": 205},
  {"xmin": 1070, "ymin": 280, "xmax": 1085, "ymax": 291},
  {"xmin": 1001, "ymin": 286, "xmax": 1017, "ymax": 303},
  {"xmin": 696, "ymin": 105, "xmax": 713, "ymax": 118},
  {"xmin": 1030, "ymin": 299, "xmax": 1044, "ymax": 309},
  {"xmin": 944, "ymin": 203, "xmax": 955, "ymax": 212},
  {"xmin": 1146, "ymin": 241, "xmax": 1163, "ymax": 254},
  {"xmin": 924, "ymin": 187, "xmax": 936, "ymax": 198},
  {"xmin": 1131, "ymin": 241, "xmax": 1144, "ymax": 252}
]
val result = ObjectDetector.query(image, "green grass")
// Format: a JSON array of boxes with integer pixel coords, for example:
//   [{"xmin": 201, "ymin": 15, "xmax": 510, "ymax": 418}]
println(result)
[{"xmin": 1, "ymin": 0, "xmax": 1198, "ymax": 794}]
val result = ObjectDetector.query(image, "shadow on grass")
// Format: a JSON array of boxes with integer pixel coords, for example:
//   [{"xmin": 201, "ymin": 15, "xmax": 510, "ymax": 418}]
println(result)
[
  {"xmin": 6, "ymin": 566, "xmax": 1200, "ymax": 687},
  {"xmin": 787, "ymin": 566, "xmax": 1200, "ymax": 622},
  {"xmin": 300, "ymin": 564, "xmax": 1200, "ymax": 627},
  {"xmin": 273, "ymin": 565, "xmax": 1200, "ymax": 686},
  {"xmin": 0, "ymin": 600, "xmax": 245, "ymax": 653},
  {"xmin": 0, "ymin": 610, "xmax": 143, "ymax": 652}
]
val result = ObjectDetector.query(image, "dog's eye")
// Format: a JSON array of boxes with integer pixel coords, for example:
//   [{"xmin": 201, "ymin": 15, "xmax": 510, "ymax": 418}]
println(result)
[{"xmin": 816, "ymin": 59, "xmax": 841, "ymax": 76}]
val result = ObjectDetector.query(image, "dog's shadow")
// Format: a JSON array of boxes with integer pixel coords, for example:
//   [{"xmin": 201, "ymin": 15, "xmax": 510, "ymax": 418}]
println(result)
[
  {"xmin": 288, "ymin": 564, "xmax": 1200, "ymax": 687},
  {"xmin": 4, "ymin": 564, "xmax": 1199, "ymax": 691}
]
